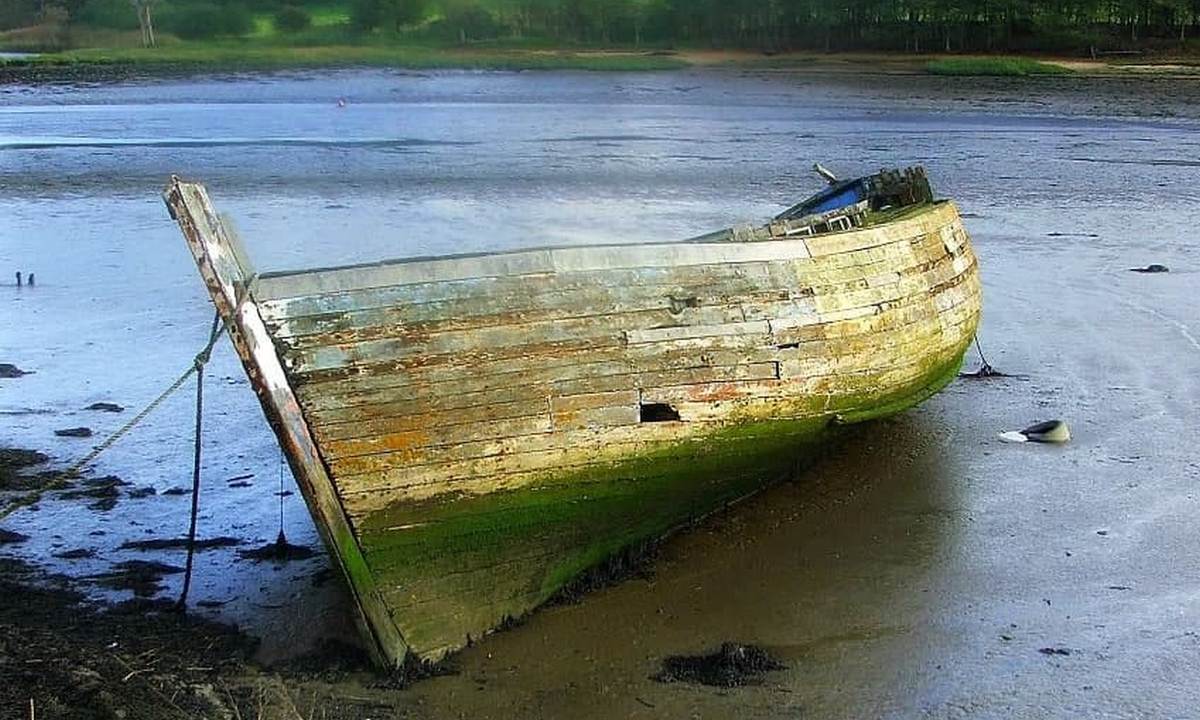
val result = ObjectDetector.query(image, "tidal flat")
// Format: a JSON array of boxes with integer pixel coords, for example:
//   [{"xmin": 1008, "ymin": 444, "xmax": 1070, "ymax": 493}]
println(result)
[{"xmin": 1, "ymin": 68, "xmax": 1199, "ymax": 718}]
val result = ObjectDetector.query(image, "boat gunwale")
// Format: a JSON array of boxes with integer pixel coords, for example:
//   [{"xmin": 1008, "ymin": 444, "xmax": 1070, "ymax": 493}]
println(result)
[{"xmin": 253, "ymin": 200, "xmax": 958, "ymax": 297}]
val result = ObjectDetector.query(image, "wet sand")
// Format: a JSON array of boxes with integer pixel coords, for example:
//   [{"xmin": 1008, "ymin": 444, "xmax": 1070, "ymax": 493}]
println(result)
[{"xmin": 2, "ymin": 69, "xmax": 1199, "ymax": 717}]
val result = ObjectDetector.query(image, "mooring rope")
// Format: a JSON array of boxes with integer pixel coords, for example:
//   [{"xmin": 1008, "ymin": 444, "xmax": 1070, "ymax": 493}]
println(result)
[
  {"xmin": 972, "ymin": 335, "xmax": 997, "ymax": 376},
  {"xmin": 0, "ymin": 312, "xmax": 226, "ymax": 522},
  {"xmin": 176, "ymin": 310, "xmax": 223, "ymax": 610}
]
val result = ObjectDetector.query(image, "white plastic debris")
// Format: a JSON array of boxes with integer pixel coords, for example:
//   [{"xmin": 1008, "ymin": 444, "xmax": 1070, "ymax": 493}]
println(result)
[{"xmin": 999, "ymin": 420, "xmax": 1070, "ymax": 444}]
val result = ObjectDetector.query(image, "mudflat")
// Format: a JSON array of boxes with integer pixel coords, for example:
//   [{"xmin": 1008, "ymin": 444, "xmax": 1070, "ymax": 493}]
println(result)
[{"xmin": 1, "ymin": 68, "xmax": 1198, "ymax": 718}]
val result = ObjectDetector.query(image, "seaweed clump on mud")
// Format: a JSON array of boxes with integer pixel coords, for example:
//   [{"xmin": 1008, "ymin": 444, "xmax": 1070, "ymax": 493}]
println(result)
[
  {"xmin": 92, "ymin": 559, "xmax": 185, "ymax": 597},
  {"xmin": 0, "ymin": 363, "xmax": 32, "ymax": 378},
  {"xmin": 119, "ymin": 536, "xmax": 241, "ymax": 551},
  {"xmin": 394, "ymin": 652, "xmax": 460, "ymax": 688},
  {"xmin": 0, "ymin": 557, "xmax": 258, "ymax": 720},
  {"xmin": 238, "ymin": 531, "xmax": 317, "ymax": 562},
  {"xmin": 653, "ymin": 642, "xmax": 786, "ymax": 687},
  {"xmin": 0, "ymin": 551, "xmax": 424, "ymax": 717},
  {"xmin": 280, "ymin": 637, "xmax": 459, "ymax": 691},
  {"xmin": 0, "ymin": 447, "xmax": 49, "ymax": 489},
  {"xmin": 550, "ymin": 540, "xmax": 660, "ymax": 605}
]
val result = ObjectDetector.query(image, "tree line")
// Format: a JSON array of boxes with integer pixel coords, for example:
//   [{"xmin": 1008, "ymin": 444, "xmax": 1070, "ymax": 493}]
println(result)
[
  {"xmin": 5, "ymin": 0, "xmax": 1198, "ymax": 52},
  {"xmin": 397, "ymin": 0, "xmax": 1200, "ymax": 51}
]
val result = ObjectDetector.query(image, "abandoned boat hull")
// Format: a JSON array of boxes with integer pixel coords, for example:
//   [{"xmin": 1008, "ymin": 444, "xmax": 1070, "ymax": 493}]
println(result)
[{"xmin": 165, "ymin": 180, "xmax": 980, "ymax": 667}]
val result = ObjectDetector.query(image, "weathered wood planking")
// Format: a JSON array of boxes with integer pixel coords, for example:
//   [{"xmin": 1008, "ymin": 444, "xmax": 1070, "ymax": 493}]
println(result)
[
  {"xmin": 262, "ymin": 243, "xmax": 956, "ymax": 347},
  {"xmin": 263, "ymin": 225, "xmax": 958, "ymax": 357},
  {"xmin": 289, "ymin": 260, "xmax": 974, "ymax": 412},
  {"xmin": 332, "ymin": 332, "xmax": 978, "ymax": 511},
  {"xmin": 308, "ymin": 260, "xmax": 976, "ymax": 509},
  {"xmin": 279, "ymin": 247, "xmax": 973, "ymax": 393},
  {"xmin": 168, "ymin": 177, "xmax": 981, "ymax": 668},
  {"xmin": 292, "ymin": 266, "xmax": 976, "ymax": 454}
]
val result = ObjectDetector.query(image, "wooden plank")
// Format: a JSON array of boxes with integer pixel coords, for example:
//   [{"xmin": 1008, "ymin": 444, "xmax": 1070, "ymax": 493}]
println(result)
[
  {"xmin": 259, "ymin": 264, "xmax": 778, "ymax": 322},
  {"xmin": 256, "ymin": 235, "xmax": 816, "ymax": 303},
  {"xmin": 282, "ymin": 304, "xmax": 748, "ymax": 376},
  {"xmin": 541, "ymin": 362, "xmax": 775, "ymax": 399},
  {"xmin": 268, "ymin": 287, "xmax": 778, "ymax": 347},
  {"xmin": 321, "ymin": 415, "xmax": 553, "ymax": 460},
  {"xmin": 550, "ymin": 389, "xmax": 640, "ymax": 414},
  {"xmin": 256, "ymin": 250, "xmax": 556, "ymax": 301},
  {"xmin": 552, "ymin": 405, "xmax": 641, "ymax": 431},
  {"xmin": 330, "ymin": 418, "xmax": 696, "ymax": 480},
  {"xmin": 314, "ymin": 397, "xmax": 549, "ymax": 442},
  {"xmin": 300, "ymin": 347, "xmax": 788, "ymax": 418},
  {"xmin": 624, "ymin": 320, "xmax": 769, "ymax": 345}
]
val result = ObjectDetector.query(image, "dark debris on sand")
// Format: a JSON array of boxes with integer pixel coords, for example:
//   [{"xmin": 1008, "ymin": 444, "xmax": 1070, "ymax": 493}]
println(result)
[
  {"xmin": 58, "ymin": 475, "xmax": 128, "ymax": 511},
  {"xmin": 0, "ymin": 363, "xmax": 32, "ymax": 378},
  {"xmin": 653, "ymin": 642, "xmax": 786, "ymax": 687},
  {"xmin": 551, "ymin": 540, "xmax": 658, "ymax": 605},
  {"xmin": 0, "ymin": 558, "xmax": 411, "ymax": 719},
  {"xmin": 0, "ymin": 528, "xmax": 30, "ymax": 545},
  {"xmin": 119, "ymin": 536, "xmax": 241, "ymax": 552},
  {"xmin": 959, "ymin": 363, "xmax": 1024, "ymax": 380},
  {"xmin": 238, "ymin": 532, "xmax": 317, "ymax": 562},
  {"xmin": 278, "ymin": 638, "xmax": 376, "ymax": 680},
  {"xmin": 1039, "ymin": 646, "xmax": 1072, "ymax": 656},
  {"xmin": 92, "ymin": 560, "xmax": 185, "ymax": 597},
  {"xmin": 0, "ymin": 447, "xmax": 49, "ymax": 489},
  {"xmin": 0, "ymin": 558, "xmax": 257, "ymax": 720},
  {"xmin": 54, "ymin": 426, "xmax": 94, "ymax": 438}
]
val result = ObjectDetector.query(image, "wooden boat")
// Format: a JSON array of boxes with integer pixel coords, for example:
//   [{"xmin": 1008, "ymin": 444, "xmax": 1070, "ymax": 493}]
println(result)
[{"xmin": 164, "ymin": 166, "xmax": 981, "ymax": 668}]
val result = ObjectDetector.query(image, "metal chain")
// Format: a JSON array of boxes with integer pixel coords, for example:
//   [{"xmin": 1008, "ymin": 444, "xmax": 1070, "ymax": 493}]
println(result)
[{"xmin": 0, "ymin": 312, "xmax": 225, "ymax": 521}]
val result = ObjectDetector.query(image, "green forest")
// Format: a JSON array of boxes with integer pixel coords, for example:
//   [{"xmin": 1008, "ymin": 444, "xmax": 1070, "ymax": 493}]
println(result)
[{"xmin": 2, "ymin": 0, "xmax": 1198, "ymax": 55}]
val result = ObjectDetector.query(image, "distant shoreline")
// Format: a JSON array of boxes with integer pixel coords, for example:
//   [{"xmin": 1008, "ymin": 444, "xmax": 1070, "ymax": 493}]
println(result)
[{"xmin": 3, "ymin": 45, "xmax": 1200, "ymax": 81}]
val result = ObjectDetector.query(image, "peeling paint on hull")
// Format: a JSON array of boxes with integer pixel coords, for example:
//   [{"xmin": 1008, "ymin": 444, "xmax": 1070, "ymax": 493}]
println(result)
[{"xmin": 165, "ymin": 179, "xmax": 981, "ymax": 668}]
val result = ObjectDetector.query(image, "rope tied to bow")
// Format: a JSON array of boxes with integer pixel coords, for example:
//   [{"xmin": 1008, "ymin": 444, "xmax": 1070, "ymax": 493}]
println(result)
[{"xmin": 176, "ymin": 310, "xmax": 224, "ymax": 610}]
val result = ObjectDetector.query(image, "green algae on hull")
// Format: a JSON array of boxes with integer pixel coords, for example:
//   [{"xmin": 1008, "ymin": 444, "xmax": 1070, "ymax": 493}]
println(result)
[{"xmin": 357, "ymin": 343, "xmax": 971, "ymax": 659}]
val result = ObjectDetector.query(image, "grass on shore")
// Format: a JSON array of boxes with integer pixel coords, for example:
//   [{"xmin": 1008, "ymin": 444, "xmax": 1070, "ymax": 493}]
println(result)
[
  {"xmin": 926, "ymin": 56, "xmax": 1073, "ymax": 76},
  {"xmin": 0, "ymin": 42, "xmax": 688, "ymax": 72},
  {"xmin": 0, "ymin": 21, "xmax": 1084, "ymax": 76}
]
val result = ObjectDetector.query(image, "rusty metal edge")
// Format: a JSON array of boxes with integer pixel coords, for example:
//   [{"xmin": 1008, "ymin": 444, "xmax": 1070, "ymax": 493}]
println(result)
[{"xmin": 162, "ymin": 176, "xmax": 409, "ymax": 668}]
